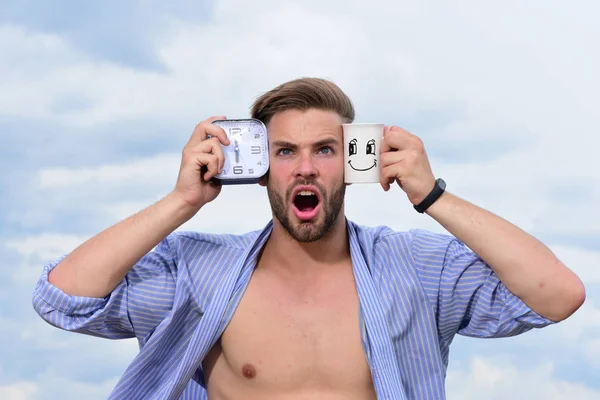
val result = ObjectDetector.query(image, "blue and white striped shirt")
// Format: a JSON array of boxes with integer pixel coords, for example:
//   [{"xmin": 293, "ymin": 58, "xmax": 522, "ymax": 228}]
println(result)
[{"xmin": 32, "ymin": 219, "xmax": 554, "ymax": 399}]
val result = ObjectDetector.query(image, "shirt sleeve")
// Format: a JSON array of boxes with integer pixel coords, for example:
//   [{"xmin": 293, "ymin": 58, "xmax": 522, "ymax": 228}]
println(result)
[
  {"xmin": 408, "ymin": 229, "xmax": 556, "ymax": 343},
  {"xmin": 32, "ymin": 235, "xmax": 178, "ymax": 343}
]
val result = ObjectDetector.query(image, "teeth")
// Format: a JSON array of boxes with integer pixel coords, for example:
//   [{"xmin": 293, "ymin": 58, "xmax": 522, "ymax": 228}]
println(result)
[{"xmin": 298, "ymin": 190, "xmax": 315, "ymax": 196}]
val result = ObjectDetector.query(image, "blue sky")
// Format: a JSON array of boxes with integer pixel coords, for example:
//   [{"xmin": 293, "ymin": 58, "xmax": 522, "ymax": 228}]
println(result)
[{"xmin": 1, "ymin": 1, "xmax": 599, "ymax": 399}]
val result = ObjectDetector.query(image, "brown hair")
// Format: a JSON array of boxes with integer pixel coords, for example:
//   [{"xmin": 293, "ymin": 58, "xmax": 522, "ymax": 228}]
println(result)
[{"xmin": 250, "ymin": 77, "xmax": 355, "ymax": 126}]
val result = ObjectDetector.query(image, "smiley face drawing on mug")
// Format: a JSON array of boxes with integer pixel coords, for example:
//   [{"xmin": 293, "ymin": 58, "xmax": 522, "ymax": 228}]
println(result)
[
  {"xmin": 348, "ymin": 138, "xmax": 377, "ymax": 171},
  {"xmin": 342, "ymin": 123, "xmax": 384, "ymax": 184}
]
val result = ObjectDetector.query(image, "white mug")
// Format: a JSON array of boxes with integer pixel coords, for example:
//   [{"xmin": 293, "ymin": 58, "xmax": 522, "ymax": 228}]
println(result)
[{"xmin": 342, "ymin": 123, "xmax": 384, "ymax": 184}]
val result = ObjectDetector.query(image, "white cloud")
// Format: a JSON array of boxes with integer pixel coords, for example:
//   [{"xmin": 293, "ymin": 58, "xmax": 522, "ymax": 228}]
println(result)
[
  {"xmin": 551, "ymin": 299, "xmax": 600, "ymax": 343},
  {"xmin": 0, "ymin": 315, "xmax": 138, "ymax": 400},
  {"xmin": 0, "ymin": 377, "xmax": 119, "ymax": 400},
  {"xmin": 447, "ymin": 357, "xmax": 600, "ymax": 400},
  {"xmin": 6, "ymin": 234, "xmax": 89, "ymax": 260},
  {"xmin": 34, "ymin": 376, "xmax": 118, "ymax": 400},
  {"xmin": 4, "ymin": 0, "xmax": 596, "ymax": 140},
  {"xmin": 5, "ymin": 233, "xmax": 90, "ymax": 283},
  {"xmin": 0, "ymin": 382, "xmax": 38, "ymax": 400},
  {"xmin": 551, "ymin": 245, "xmax": 600, "ymax": 285},
  {"xmin": 38, "ymin": 153, "xmax": 180, "ymax": 188},
  {"xmin": 4, "ymin": 375, "xmax": 119, "ymax": 400},
  {"xmin": 586, "ymin": 338, "xmax": 600, "ymax": 368},
  {"xmin": 3, "ymin": 0, "xmax": 598, "ymax": 238}
]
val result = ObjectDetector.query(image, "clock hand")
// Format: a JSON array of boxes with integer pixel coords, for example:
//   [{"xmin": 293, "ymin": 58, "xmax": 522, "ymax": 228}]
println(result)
[{"xmin": 234, "ymin": 139, "xmax": 240, "ymax": 164}]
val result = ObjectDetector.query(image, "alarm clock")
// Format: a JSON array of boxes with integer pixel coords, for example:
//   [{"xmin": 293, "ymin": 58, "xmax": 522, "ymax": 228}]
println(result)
[{"xmin": 209, "ymin": 118, "xmax": 270, "ymax": 185}]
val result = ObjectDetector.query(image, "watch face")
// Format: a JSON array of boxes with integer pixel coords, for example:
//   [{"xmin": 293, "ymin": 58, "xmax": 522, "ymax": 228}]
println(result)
[{"xmin": 211, "ymin": 119, "xmax": 269, "ymax": 183}]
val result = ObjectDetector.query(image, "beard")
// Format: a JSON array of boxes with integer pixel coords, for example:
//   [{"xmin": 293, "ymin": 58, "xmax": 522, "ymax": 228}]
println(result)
[{"xmin": 266, "ymin": 177, "xmax": 345, "ymax": 243}]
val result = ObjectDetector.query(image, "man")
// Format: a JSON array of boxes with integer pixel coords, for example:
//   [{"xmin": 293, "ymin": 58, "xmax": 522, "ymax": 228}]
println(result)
[{"xmin": 33, "ymin": 77, "xmax": 585, "ymax": 400}]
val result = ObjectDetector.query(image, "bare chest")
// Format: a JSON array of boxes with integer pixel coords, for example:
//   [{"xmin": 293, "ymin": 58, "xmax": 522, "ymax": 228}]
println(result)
[{"xmin": 203, "ymin": 264, "xmax": 375, "ymax": 398}]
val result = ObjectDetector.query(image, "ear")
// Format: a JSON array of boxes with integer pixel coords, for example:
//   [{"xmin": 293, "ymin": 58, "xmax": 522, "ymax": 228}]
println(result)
[{"xmin": 258, "ymin": 175, "xmax": 267, "ymax": 187}]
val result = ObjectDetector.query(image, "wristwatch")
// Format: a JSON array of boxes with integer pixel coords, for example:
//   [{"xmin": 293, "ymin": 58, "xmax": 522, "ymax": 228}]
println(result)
[{"xmin": 414, "ymin": 178, "xmax": 446, "ymax": 213}]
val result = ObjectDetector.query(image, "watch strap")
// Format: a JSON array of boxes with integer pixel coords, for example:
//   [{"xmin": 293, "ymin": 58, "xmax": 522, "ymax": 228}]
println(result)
[{"xmin": 414, "ymin": 178, "xmax": 446, "ymax": 213}]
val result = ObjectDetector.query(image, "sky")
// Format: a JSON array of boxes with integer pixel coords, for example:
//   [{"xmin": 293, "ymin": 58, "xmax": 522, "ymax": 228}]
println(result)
[{"xmin": 1, "ymin": 0, "xmax": 599, "ymax": 399}]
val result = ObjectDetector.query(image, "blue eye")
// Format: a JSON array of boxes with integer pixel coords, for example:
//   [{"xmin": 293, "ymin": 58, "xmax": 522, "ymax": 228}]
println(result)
[
  {"xmin": 319, "ymin": 147, "xmax": 332, "ymax": 154},
  {"xmin": 278, "ymin": 148, "xmax": 292, "ymax": 156}
]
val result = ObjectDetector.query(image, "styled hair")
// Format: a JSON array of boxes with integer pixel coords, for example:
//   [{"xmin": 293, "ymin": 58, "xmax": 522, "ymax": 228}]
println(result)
[{"xmin": 250, "ymin": 77, "xmax": 355, "ymax": 126}]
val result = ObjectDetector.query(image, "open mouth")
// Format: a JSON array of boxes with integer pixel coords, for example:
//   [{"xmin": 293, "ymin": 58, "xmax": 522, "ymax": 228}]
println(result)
[
  {"xmin": 348, "ymin": 159, "xmax": 377, "ymax": 171},
  {"xmin": 292, "ymin": 187, "xmax": 321, "ymax": 221},
  {"xmin": 294, "ymin": 190, "xmax": 319, "ymax": 210}
]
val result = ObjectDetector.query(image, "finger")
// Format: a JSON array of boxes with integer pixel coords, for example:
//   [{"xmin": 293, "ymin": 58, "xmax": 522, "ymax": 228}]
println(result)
[
  {"xmin": 188, "ymin": 116, "xmax": 228, "ymax": 147},
  {"xmin": 205, "ymin": 122, "xmax": 231, "ymax": 146},
  {"xmin": 195, "ymin": 137, "xmax": 226, "ymax": 173},
  {"xmin": 380, "ymin": 174, "xmax": 396, "ymax": 192},
  {"xmin": 384, "ymin": 125, "xmax": 422, "ymax": 152},
  {"xmin": 381, "ymin": 179, "xmax": 390, "ymax": 192},
  {"xmin": 380, "ymin": 164, "xmax": 406, "ymax": 191},
  {"xmin": 194, "ymin": 153, "xmax": 220, "ymax": 181},
  {"xmin": 380, "ymin": 149, "xmax": 408, "ymax": 168},
  {"xmin": 382, "ymin": 162, "xmax": 408, "ymax": 180},
  {"xmin": 380, "ymin": 125, "xmax": 394, "ymax": 154}
]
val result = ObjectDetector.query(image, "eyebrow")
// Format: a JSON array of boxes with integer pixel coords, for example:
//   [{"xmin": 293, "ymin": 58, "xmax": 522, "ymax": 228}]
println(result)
[
  {"xmin": 315, "ymin": 137, "xmax": 341, "ymax": 148},
  {"xmin": 271, "ymin": 137, "xmax": 341, "ymax": 150}
]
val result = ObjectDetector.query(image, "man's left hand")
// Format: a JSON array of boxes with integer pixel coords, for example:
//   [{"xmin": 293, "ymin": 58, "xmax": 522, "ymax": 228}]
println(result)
[{"xmin": 380, "ymin": 125, "xmax": 437, "ymax": 205}]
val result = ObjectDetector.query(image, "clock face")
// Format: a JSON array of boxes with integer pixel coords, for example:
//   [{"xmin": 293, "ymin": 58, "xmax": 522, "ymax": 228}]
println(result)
[{"xmin": 211, "ymin": 119, "xmax": 269, "ymax": 182}]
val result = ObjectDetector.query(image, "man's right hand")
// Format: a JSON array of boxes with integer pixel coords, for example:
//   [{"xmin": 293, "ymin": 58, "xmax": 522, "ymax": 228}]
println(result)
[{"xmin": 173, "ymin": 116, "xmax": 231, "ymax": 211}]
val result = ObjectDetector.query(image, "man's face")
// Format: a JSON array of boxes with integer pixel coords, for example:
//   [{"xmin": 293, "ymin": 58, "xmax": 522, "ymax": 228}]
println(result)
[{"xmin": 262, "ymin": 108, "xmax": 346, "ymax": 243}]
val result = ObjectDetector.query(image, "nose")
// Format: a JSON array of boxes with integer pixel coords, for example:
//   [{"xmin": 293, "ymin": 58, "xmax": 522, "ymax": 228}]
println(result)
[{"xmin": 293, "ymin": 151, "xmax": 319, "ymax": 179}]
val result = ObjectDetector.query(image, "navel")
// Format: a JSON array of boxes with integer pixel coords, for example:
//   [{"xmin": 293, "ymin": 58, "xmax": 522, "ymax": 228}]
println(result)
[{"xmin": 242, "ymin": 363, "xmax": 257, "ymax": 379}]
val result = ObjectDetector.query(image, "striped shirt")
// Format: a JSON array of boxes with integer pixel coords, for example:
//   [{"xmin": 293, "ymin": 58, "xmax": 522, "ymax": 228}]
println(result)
[{"xmin": 32, "ymin": 219, "xmax": 554, "ymax": 399}]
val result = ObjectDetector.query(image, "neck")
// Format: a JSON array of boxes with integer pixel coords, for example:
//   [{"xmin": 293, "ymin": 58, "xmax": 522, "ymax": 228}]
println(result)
[{"xmin": 261, "ymin": 214, "xmax": 350, "ymax": 275}]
